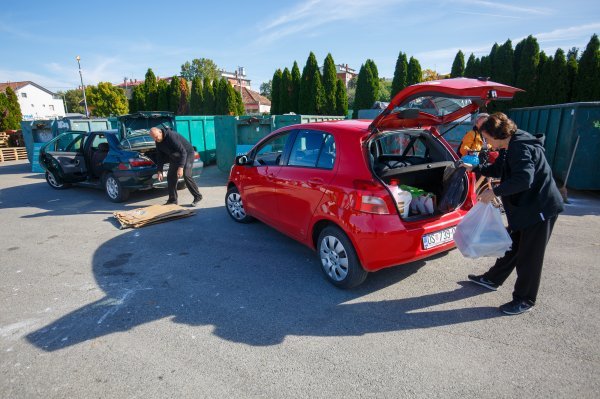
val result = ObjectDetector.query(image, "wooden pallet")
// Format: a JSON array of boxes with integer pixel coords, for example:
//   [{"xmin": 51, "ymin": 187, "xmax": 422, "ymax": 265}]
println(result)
[
  {"xmin": 0, "ymin": 132, "xmax": 8, "ymax": 148},
  {"xmin": 0, "ymin": 147, "xmax": 28, "ymax": 162}
]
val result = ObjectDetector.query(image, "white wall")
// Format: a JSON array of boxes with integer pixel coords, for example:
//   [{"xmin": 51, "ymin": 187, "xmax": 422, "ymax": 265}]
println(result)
[
  {"xmin": 16, "ymin": 84, "xmax": 66, "ymax": 120},
  {"xmin": 259, "ymin": 104, "xmax": 271, "ymax": 114}
]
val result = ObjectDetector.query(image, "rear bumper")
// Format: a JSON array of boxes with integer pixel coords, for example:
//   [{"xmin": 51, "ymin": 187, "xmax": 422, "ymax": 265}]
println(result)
[{"xmin": 348, "ymin": 210, "xmax": 467, "ymax": 272}]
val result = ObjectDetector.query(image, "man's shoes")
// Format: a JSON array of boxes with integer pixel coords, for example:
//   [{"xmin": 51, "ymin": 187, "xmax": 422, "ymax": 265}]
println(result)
[
  {"xmin": 164, "ymin": 200, "xmax": 177, "ymax": 206},
  {"xmin": 468, "ymin": 274, "xmax": 499, "ymax": 291},
  {"xmin": 190, "ymin": 195, "xmax": 203, "ymax": 207},
  {"xmin": 499, "ymin": 299, "xmax": 533, "ymax": 315}
]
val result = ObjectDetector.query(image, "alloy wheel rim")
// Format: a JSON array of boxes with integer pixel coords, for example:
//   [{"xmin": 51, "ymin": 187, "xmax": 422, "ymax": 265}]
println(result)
[
  {"xmin": 319, "ymin": 235, "xmax": 349, "ymax": 281},
  {"xmin": 106, "ymin": 177, "xmax": 119, "ymax": 199},
  {"xmin": 47, "ymin": 172, "xmax": 61, "ymax": 187},
  {"xmin": 227, "ymin": 192, "xmax": 246, "ymax": 220}
]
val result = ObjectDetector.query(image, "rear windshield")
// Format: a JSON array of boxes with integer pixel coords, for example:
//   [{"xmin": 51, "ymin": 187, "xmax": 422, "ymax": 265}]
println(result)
[
  {"xmin": 379, "ymin": 132, "xmax": 427, "ymax": 157},
  {"xmin": 393, "ymin": 96, "xmax": 472, "ymax": 117}
]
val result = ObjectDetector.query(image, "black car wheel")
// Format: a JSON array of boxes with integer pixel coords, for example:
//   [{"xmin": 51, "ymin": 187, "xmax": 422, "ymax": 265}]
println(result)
[
  {"xmin": 225, "ymin": 186, "xmax": 253, "ymax": 223},
  {"xmin": 103, "ymin": 173, "xmax": 130, "ymax": 203},
  {"xmin": 317, "ymin": 226, "xmax": 368, "ymax": 289},
  {"xmin": 45, "ymin": 170, "xmax": 69, "ymax": 190}
]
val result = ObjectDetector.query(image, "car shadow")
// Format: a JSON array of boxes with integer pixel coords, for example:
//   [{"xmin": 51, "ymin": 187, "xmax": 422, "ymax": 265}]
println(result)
[
  {"xmin": 26, "ymin": 205, "xmax": 500, "ymax": 351},
  {"xmin": 0, "ymin": 164, "xmax": 227, "ymax": 219}
]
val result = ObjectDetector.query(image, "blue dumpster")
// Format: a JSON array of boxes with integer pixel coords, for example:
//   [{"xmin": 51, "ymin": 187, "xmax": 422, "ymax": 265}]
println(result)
[{"xmin": 509, "ymin": 102, "xmax": 600, "ymax": 190}]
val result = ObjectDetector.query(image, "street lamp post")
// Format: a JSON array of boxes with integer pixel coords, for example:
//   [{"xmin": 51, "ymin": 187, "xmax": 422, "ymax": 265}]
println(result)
[{"xmin": 76, "ymin": 55, "xmax": 90, "ymax": 118}]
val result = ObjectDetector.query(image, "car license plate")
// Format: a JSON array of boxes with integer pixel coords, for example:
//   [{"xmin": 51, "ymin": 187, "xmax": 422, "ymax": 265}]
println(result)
[{"xmin": 422, "ymin": 227, "xmax": 456, "ymax": 249}]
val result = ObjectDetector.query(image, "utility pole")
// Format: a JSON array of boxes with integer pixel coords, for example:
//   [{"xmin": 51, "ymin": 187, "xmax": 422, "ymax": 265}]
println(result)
[{"xmin": 76, "ymin": 55, "xmax": 89, "ymax": 118}]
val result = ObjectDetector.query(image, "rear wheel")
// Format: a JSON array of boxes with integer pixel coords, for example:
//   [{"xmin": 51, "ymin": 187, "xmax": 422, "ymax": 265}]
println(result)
[
  {"xmin": 225, "ymin": 186, "xmax": 253, "ymax": 223},
  {"xmin": 103, "ymin": 173, "xmax": 130, "ymax": 203},
  {"xmin": 318, "ymin": 226, "xmax": 367, "ymax": 289},
  {"xmin": 45, "ymin": 170, "xmax": 69, "ymax": 190}
]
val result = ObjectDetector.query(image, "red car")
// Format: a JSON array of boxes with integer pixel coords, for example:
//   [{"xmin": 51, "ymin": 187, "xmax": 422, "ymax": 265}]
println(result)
[{"xmin": 225, "ymin": 78, "xmax": 521, "ymax": 288}]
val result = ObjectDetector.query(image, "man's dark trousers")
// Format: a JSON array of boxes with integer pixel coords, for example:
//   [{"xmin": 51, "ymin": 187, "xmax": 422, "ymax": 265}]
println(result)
[
  {"xmin": 483, "ymin": 215, "xmax": 558, "ymax": 305},
  {"xmin": 166, "ymin": 159, "xmax": 201, "ymax": 204}
]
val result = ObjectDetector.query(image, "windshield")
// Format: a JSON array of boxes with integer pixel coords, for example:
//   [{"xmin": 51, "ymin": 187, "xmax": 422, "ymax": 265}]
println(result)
[
  {"xmin": 393, "ymin": 96, "xmax": 472, "ymax": 117},
  {"xmin": 120, "ymin": 117, "xmax": 173, "ymax": 137}
]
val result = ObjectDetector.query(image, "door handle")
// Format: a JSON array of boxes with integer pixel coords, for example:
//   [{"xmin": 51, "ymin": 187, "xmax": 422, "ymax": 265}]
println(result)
[{"xmin": 308, "ymin": 178, "xmax": 324, "ymax": 185}]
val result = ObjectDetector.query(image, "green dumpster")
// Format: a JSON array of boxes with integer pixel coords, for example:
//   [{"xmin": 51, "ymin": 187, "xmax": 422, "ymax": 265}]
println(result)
[
  {"xmin": 509, "ymin": 102, "xmax": 600, "ymax": 190},
  {"xmin": 175, "ymin": 116, "xmax": 216, "ymax": 165}
]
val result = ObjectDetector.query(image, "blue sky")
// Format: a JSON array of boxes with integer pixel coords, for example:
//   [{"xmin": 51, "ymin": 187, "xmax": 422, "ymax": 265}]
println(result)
[{"xmin": 1, "ymin": 0, "xmax": 598, "ymax": 93}]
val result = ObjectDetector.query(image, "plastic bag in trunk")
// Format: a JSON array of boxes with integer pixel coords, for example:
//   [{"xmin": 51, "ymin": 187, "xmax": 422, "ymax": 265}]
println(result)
[{"xmin": 454, "ymin": 202, "xmax": 512, "ymax": 258}]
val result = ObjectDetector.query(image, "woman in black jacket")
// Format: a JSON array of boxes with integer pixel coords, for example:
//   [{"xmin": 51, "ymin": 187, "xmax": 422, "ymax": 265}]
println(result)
[{"xmin": 465, "ymin": 113, "xmax": 564, "ymax": 315}]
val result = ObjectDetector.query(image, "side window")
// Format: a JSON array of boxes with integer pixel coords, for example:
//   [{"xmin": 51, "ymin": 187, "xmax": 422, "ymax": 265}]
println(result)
[
  {"xmin": 55, "ymin": 133, "xmax": 84, "ymax": 152},
  {"xmin": 253, "ymin": 132, "xmax": 291, "ymax": 166},
  {"xmin": 288, "ymin": 131, "xmax": 326, "ymax": 167}
]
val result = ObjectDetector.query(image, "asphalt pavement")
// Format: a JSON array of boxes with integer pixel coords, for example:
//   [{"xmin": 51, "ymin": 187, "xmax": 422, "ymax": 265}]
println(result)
[{"xmin": 1, "ymin": 160, "xmax": 599, "ymax": 398}]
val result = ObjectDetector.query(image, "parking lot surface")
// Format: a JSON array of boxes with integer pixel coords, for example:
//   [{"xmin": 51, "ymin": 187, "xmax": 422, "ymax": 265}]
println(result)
[{"xmin": 1, "ymin": 160, "xmax": 599, "ymax": 398}]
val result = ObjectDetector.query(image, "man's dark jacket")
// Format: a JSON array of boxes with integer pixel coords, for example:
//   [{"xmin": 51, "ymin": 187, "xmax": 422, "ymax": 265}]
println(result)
[
  {"xmin": 476, "ymin": 130, "xmax": 564, "ymax": 231},
  {"xmin": 155, "ymin": 128, "xmax": 194, "ymax": 173}
]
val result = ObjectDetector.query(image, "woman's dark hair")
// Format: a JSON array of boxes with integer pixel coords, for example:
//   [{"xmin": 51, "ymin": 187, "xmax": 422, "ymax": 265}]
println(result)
[{"xmin": 480, "ymin": 112, "xmax": 517, "ymax": 140}]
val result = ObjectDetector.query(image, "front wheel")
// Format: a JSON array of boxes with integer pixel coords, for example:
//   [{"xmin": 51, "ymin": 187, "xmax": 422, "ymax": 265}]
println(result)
[
  {"xmin": 45, "ymin": 170, "xmax": 69, "ymax": 190},
  {"xmin": 225, "ymin": 186, "xmax": 253, "ymax": 223},
  {"xmin": 103, "ymin": 173, "xmax": 130, "ymax": 203},
  {"xmin": 318, "ymin": 226, "xmax": 367, "ymax": 289}
]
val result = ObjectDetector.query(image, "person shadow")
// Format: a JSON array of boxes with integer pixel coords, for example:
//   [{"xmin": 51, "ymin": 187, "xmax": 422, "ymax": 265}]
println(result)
[{"xmin": 26, "ymin": 203, "xmax": 501, "ymax": 351}]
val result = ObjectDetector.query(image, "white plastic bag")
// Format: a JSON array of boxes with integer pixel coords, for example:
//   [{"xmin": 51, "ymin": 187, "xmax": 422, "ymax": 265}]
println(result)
[{"xmin": 454, "ymin": 202, "xmax": 512, "ymax": 259}]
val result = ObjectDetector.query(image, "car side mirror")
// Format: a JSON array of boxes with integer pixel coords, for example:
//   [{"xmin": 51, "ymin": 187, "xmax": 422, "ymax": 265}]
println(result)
[{"xmin": 236, "ymin": 155, "xmax": 249, "ymax": 166}]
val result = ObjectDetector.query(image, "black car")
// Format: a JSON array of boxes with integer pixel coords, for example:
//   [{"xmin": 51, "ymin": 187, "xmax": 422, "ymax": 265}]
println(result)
[{"xmin": 39, "ymin": 128, "xmax": 203, "ymax": 202}]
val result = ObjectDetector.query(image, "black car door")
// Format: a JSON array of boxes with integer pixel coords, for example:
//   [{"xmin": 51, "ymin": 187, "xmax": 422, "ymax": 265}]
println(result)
[{"xmin": 42, "ymin": 131, "xmax": 88, "ymax": 182}]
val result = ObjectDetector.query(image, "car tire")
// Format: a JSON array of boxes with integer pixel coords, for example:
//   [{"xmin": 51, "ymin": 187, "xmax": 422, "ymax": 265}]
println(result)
[
  {"xmin": 103, "ymin": 173, "xmax": 130, "ymax": 203},
  {"xmin": 45, "ymin": 170, "xmax": 69, "ymax": 190},
  {"xmin": 225, "ymin": 186, "xmax": 253, "ymax": 223},
  {"xmin": 317, "ymin": 226, "xmax": 368, "ymax": 289},
  {"xmin": 177, "ymin": 181, "xmax": 186, "ymax": 190}
]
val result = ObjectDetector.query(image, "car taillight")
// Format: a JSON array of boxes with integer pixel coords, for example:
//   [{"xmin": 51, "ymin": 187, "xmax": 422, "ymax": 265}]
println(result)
[
  {"xmin": 194, "ymin": 151, "xmax": 200, "ymax": 160},
  {"xmin": 129, "ymin": 158, "xmax": 154, "ymax": 167},
  {"xmin": 353, "ymin": 179, "xmax": 391, "ymax": 215}
]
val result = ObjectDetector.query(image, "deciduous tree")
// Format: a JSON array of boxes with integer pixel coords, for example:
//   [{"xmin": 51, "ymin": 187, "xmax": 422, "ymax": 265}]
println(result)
[
  {"xmin": 3, "ymin": 87, "xmax": 23, "ymax": 129},
  {"xmin": 86, "ymin": 82, "xmax": 128, "ymax": 117},
  {"xmin": 180, "ymin": 58, "xmax": 220, "ymax": 82}
]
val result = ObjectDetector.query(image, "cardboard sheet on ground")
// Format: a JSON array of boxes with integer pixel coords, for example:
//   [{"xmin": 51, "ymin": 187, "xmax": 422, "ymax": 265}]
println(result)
[{"xmin": 113, "ymin": 204, "xmax": 195, "ymax": 229}]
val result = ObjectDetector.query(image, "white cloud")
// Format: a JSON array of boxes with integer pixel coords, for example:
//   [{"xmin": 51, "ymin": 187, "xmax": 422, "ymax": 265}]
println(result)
[
  {"xmin": 533, "ymin": 23, "xmax": 600, "ymax": 43},
  {"xmin": 455, "ymin": 0, "xmax": 552, "ymax": 16}
]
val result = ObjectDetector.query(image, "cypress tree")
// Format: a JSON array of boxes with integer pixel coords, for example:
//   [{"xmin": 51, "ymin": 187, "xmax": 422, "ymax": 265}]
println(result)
[
  {"xmin": 391, "ymin": 51, "xmax": 408, "ymax": 97},
  {"xmin": 513, "ymin": 35, "xmax": 540, "ymax": 106},
  {"xmin": 157, "ymin": 79, "xmax": 170, "ymax": 111},
  {"xmin": 144, "ymin": 68, "xmax": 158, "ymax": 110},
  {"xmin": 280, "ymin": 67, "xmax": 292, "ymax": 114},
  {"xmin": 493, "ymin": 40, "xmax": 514, "ymax": 85},
  {"xmin": 271, "ymin": 69, "xmax": 282, "ymax": 115},
  {"xmin": 550, "ymin": 49, "xmax": 569, "ymax": 105},
  {"xmin": 311, "ymin": 70, "xmax": 325, "ymax": 115},
  {"xmin": 212, "ymin": 79, "xmax": 219, "ymax": 113},
  {"xmin": 566, "ymin": 51, "xmax": 578, "ymax": 102},
  {"xmin": 169, "ymin": 76, "xmax": 181, "ymax": 114},
  {"xmin": 574, "ymin": 34, "xmax": 600, "ymax": 101},
  {"xmin": 450, "ymin": 50, "xmax": 465, "ymax": 78},
  {"xmin": 480, "ymin": 56, "xmax": 491, "ymax": 79},
  {"xmin": 202, "ymin": 77, "xmax": 215, "ymax": 115},
  {"xmin": 534, "ymin": 52, "xmax": 552, "ymax": 105},
  {"xmin": 215, "ymin": 78, "xmax": 228, "ymax": 115},
  {"xmin": 4, "ymin": 87, "xmax": 23, "ymax": 130},
  {"xmin": 226, "ymin": 81, "xmax": 238, "ymax": 116},
  {"xmin": 322, "ymin": 53, "xmax": 338, "ymax": 115},
  {"xmin": 464, "ymin": 54, "xmax": 479, "ymax": 78},
  {"xmin": 299, "ymin": 52, "xmax": 320, "ymax": 114},
  {"xmin": 130, "ymin": 85, "xmax": 145, "ymax": 112},
  {"xmin": 178, "ymin": 77, "xmax": 190, "ymax": 115},
  {"xmin": 489, "ymin": 43, "xmax": 499, "ymax": 80},
  {"xmin": 0, "ymin": 93, "xmax": 9, "ymax": 131},
  {"xmin": 189, "ymin": 76, "xmax": 203, "ymax": 115},
  {"xmin": 335, "ymin": 79, "xmax": 348, "ymax": 116},
  {"xmin": 235, "ymin": 88, "xmax": 245, "ymax": 116},
  {"xmin": 406, "ymin": 57, "xmax": 422, "ymax": 86},
  {"xmin": 365, "ymin": 59, "xmax": 379, "ymax": 102},
  {"xmin": 353, "ymin": 63, "xmax": 375, "ymax": 118},
  {"xmin": 291, "ymin": 61, "xmax": 301, "ymax": 113}
]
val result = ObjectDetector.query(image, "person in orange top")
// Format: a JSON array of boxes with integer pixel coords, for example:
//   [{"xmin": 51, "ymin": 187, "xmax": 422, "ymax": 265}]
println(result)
[{"xmin": 458, "ymin": 113, "xmax": 490, "ymax": 157}]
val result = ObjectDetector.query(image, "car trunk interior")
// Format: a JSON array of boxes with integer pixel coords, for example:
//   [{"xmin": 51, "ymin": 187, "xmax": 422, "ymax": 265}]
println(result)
[{"xmin": 368, "ymin": 128, "xmax": 468, "ymax": 220}]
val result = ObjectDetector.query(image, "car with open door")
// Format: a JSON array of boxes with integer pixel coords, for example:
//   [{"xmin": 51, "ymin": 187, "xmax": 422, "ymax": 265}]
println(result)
[
  {"xmin": 226, "ymin": 78, "xmax": 522, "ymax": 288},
  {"xmin": 39, "ymin": 124, "xmax": 203, "ymax": 202}
]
